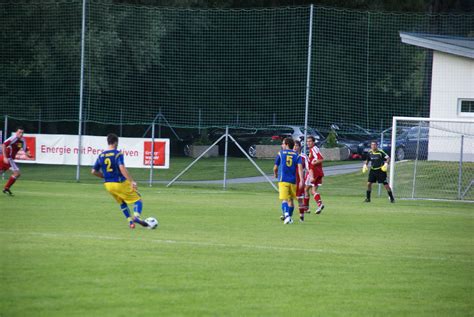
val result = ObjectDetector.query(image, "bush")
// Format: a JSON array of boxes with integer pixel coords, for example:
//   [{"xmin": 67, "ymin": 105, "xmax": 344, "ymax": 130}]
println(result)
[
  {"xmin": 193, "ymin": 129, "xmax": 212, "ymax": 145},
  {"xmin": 324, "ymin": 130, "xmax": 338, "ymax": 148}
]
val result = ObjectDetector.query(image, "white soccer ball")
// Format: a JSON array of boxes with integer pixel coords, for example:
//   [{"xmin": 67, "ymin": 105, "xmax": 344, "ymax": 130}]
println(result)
[{"xmin": 145, "ymin": 217, "xmax": 158, "ymax": 229}]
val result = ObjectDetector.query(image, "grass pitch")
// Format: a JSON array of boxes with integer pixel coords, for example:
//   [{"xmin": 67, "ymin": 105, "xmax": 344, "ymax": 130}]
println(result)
[{"xmin": 0, "ymin": 161, "xmax": 473, "ymax": 316}]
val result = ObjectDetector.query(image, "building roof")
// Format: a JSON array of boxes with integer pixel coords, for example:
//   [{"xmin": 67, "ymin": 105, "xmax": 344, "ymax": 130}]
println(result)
[{"xmin": 399, "ymin": 32, "xmax": 474, "ymax": 59}]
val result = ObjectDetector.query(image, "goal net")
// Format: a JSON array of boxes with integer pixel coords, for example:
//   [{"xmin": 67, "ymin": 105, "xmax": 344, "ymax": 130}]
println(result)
[{"xmin": 390, "ymin": 117, "xmax": 474, "ymax": 201}]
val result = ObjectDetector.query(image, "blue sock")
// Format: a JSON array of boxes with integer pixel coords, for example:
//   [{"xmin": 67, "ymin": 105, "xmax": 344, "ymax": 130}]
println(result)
[
  {"xmin": 133, "ymin": 200, "xmax": 143, "ymax": 219},
  {"xmin": 282, "ymin": 201, "xmax": 289, "ymax": 217},
  {"xmin": 289, "ymin": 206, "xmax": 294, "ymax": 217},
  {"xmin": 120, "ymin": 202, "xmax": 132, "ymax": 223}
]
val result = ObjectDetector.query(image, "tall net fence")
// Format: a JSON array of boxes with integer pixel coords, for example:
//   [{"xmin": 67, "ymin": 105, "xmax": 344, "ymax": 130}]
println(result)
[
  {"xmin": 391, "ymin": 118, "xmax": 474, "ymax": 201},
  {"xmin": 1, "ymin": 1, "xmax": 82, "ymax": 122},
  {"xmin": 1, "ymin": 2, "xmax": 474, "ymax": 134}
]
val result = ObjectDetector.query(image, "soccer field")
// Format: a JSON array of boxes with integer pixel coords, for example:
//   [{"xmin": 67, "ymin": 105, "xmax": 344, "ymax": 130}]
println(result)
[{"xmin": 1, "ymin": 168, "xmax": 473, "ymax": 316}]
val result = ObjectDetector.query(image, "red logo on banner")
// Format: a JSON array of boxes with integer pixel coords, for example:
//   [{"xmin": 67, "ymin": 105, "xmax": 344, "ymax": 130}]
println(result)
[
  {"xmin": 15, "ymin": 136, "xmax": 36, "ymax": 161},
  {"xmin": 144, "ymin": 141, "xmax": 166, "ymax": 166}
]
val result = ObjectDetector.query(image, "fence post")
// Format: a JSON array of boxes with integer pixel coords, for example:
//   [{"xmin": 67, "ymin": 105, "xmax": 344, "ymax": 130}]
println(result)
[
  {"xmin": 303, "ymin": 4, "xmax": 314, "ymax": 155},
  {"xmin": 149, "ymin": 122, "xmax": 155, "ymax": 187},
  {"xmin": 223, "ymin": 126, "xmax": 229, "ymax": 190},
  {"xmin": 38, "ymin": 108, "xmax": 42, "ymax": 134},
  {"xmin": 76, "ymin": 0, "xmax": 87, "ymax": 182},
  {"xmin": 378, "ymin": 130, "xmax": 383, "ymax": 196},
  {"xmin": 389, "ymin": 117, "xmax": 397, "ymax": 191},
  {"xmin": 4, "ymin": 115, "xmax": 8, "ymax": 142},
  {"xmin": 411, "ymin": 121, "xmax": 423, "ymax": 199},
  {"xmin": 458, "ymin": 135, "xmax": 464, "ymax": 199},
  {"xmin": 365, "ymin": 12, "xmax": 370, "ymax": 129},
  {"xmin": 198, "ymin": 108, "xmax": 202, "ymax": 135},
  {"xmin": 119, "ymin": 107, "xmax": 123, "ymax": 137}
]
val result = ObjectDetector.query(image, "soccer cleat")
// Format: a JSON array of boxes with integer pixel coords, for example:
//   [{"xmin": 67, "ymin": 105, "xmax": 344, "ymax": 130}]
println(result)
[
  {"xmin": 315, "ymin": 204, "xmax": 324, "ymax": 214},
  {"xmin": 283, "ymin": 216, "xmax": 293, "ymax": 224},
  {"xmin": 390, "ymin": 198, "xmax": 395, "ymax": 203},
  {"xmin": 129, "ymin": 223, "xmax": 136, "ymax": 229},
  {"xmin": 364, "ymin": 198, "xmax": 370, "ymax": 203},
  {"xmin": 299, "ymin": 216, "xmax": 304, "ymax": 222},
  {"xmin": 305, "ymin": 209, "xmax": 311, "ymax": 214},
  {"xmin": 280, "ymin": 215, "xmax": 285, "ymax": 221},
  {"xmin": 133, "ymin": 217, "xmax": 149, "ymax": 227},
  {"xmin": 2, "ymin": 188, "xmax": 13, "ymax": 196}
]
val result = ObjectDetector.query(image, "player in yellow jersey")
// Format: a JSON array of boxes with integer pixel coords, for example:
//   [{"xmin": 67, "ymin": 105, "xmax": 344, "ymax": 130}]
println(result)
[{"xmin": 363, "ymin": 141, "xmax": 394, "ymax": 203}]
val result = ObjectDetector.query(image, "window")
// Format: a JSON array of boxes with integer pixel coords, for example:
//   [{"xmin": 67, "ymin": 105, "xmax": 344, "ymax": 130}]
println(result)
[{"xmin": 458, "ymin": 99, "xmax": 474, "ymax": 117}]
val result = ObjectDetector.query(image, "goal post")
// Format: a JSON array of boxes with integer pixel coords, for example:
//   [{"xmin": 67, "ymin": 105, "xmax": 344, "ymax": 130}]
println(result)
[{"xmin": 390, "ymin": 117, "xmax": 474, "ymax": 201}]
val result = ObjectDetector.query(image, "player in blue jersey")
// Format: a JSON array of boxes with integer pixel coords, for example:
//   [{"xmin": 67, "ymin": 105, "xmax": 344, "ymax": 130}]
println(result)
[
  {"xmin": 92, "ymin": 133, "xmax": 149, "ymax": 229},
  {"xmin": 273, "ymin": 138, "xmax": 304, "ymax": 224}
]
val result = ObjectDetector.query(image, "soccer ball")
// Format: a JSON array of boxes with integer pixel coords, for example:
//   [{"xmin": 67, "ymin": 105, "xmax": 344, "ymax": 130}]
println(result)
[{"xmin": 144, "ymin": 217, "xmax": 158, "ymax": 229}]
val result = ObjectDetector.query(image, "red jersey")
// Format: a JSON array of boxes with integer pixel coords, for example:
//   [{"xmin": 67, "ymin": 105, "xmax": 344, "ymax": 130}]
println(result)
[
  {"xmin": 308, "ymin": 146, "xmax": 324, "ymax": 177},
  {"xmin": 3, "ymin": 135, "xmax": 27, "ymax": 159},
  {"xmin": 296, "ymin": 153, "xmax": 309, "ymax": 185}
]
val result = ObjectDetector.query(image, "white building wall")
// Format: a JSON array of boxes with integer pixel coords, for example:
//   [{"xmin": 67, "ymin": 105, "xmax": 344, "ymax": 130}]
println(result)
[
  {"xmin": 428, "ymin": 52, "xmax": 474, "ymax": 162},
  {"xmin": 430, "ymin": 52, "xmax": 474, "ymax": 119}
]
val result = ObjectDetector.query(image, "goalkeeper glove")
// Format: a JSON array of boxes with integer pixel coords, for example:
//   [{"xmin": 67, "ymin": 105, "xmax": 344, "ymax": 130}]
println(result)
[
  {"xmin": 362, "ymin": 164, "xmax": 368, "ymax": 174},
  {"xmin": 381, "ymin": 163, "xmax": 388, "ymax": 172}
]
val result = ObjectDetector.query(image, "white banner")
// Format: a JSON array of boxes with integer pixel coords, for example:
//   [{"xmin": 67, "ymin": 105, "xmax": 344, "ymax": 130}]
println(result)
[{"xmin": 15, "ymin": 134, "xmax": 170, "ymax": 169}]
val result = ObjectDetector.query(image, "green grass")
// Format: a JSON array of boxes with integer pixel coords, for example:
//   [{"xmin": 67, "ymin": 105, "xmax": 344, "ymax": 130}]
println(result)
[
  {"xmin": 394, "ymin": 161, "xmax": 474, "ymax": 201},
  {"xmin": 14, "ymin": 157, "xmax": 356, "ymax": 183},
  {"xmin": 1, "ymin": 165, "xmax": 473, "ymax": 316}
]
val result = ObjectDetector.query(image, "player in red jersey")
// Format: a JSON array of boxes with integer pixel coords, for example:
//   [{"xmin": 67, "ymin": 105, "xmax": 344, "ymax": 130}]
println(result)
[
  {"xmin": 305, "ymin": 135, "xmax": 325, "ymax": 214},
  {"xmin": 1, "ymin": 127, "xmax": 31, "ymax": 196},
  {"xmin": 293, "ymin": 140, "xmax": 310, "ymax": 222}
]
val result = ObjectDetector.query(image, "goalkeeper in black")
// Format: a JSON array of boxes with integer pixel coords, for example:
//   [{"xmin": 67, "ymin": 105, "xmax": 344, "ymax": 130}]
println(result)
[{"xmin": 363, "ymin": 141, "xmax": 395, "ymax": 203}]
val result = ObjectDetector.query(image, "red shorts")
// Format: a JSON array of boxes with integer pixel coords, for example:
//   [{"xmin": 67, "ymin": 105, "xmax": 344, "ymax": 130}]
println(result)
[
  {"xmin": 0, "ymin": 155, "xmax": 16, "ymax": 172},
  {"xmin": 305, "ymin": 174, "xmax": 323, "ymax": 187},
  {"xmin": 313, "ymin": 176, "xmax": 323, "ymax": 186}
]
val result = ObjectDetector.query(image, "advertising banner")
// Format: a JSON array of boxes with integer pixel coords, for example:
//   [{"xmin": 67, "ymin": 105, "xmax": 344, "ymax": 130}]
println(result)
[{"xmin": 10, "ymin": 134, "xmax": 169, "ymax": 169}]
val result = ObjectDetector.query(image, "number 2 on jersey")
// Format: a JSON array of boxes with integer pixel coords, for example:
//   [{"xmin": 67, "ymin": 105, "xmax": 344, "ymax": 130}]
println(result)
[{"xmin": 104, "ymin": 158, "xmax": 113, "ymax": 172}]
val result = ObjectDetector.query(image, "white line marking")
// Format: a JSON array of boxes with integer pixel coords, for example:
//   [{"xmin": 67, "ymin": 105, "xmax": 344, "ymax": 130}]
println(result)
[{"xmin": 1, "ymin": 231, "xmax": 471, "ymax": 263}]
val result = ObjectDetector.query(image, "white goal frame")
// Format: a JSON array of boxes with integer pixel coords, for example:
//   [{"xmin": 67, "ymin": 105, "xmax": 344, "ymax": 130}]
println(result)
[{"xmin": 390, "ymin": 116, "xmax": 474, "ymax": 201}]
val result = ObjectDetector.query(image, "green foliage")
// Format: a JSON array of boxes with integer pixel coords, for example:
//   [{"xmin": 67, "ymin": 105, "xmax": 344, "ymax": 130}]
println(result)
[
  {"xmin": 324, "ymin": 129, "xmax": 339, "ymax": 148},
  {"xmin": 192, "ymin": 129, "xmax": 212, "ymax": 145},
  {"xmin": 1, "ymin": 2, "xmax": 473, "ymax": 131}
]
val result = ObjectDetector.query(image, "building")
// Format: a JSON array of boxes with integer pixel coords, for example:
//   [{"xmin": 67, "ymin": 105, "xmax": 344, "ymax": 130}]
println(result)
[{"xmin": 400, "ymin": 32, "xmax": 474, "ymax": 161}]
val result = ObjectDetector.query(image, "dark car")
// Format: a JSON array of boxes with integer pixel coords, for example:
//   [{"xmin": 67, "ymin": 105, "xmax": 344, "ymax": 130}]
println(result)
[
  {"xmin": 208, "ymin": 125, "xmax": 325, "ymax": 158},
  {"xmin": 357, "ymin": 126, "xmax": 411, "ymax": 160},
  {"xmin": 396, "ymin": 126, "xmax": 429, "ymax": 160},
  {"xmin": 267, "ymin": 125, "xmax": 325, "ymax": 145},
  {"xmin": 141, "ymin": 125, "xmax": 199, "ymax": 157},
  {"xmin": 328, "ymin": 123, "xmax": 376, "ymax": 159},
  {"xmin": 358, "ymin": 126, "xmax": 429, "ymax": 161}
]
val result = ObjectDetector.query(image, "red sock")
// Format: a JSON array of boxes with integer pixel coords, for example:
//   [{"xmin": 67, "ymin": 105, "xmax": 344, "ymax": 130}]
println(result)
[
  {"xmin": 5, "ymin": 176, "xmax": 17, "ymax": 189},
  {"xmin": 314, "ymin": 193, "xmax": 321, "ymax": 206}
]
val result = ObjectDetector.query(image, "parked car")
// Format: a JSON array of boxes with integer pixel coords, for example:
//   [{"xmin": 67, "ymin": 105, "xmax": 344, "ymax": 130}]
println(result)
[
  {"xmin": 141, "ymin": 125, "xmax": 199, "ymax": 157},
  {"xmin": 396, "ymin": 126, "xmax": 429, "ymax": 160},
  {"xmin": 358, "ymin": 126, "xmax": 429, "ymax": 161},
  {"xmin": 328, "ymin": 123, "xmax": 377, "ymax": 159},
  {"xmin": 357, "ymin": 126, "xmax": 411, "ymax": 160},
  {"xmin": 208, "ymin": 125, "xmax": 325, "ymax": 158},
  {"xmin": 267, "ymin": 125, "xmax": 325, "ymax": 144}
]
